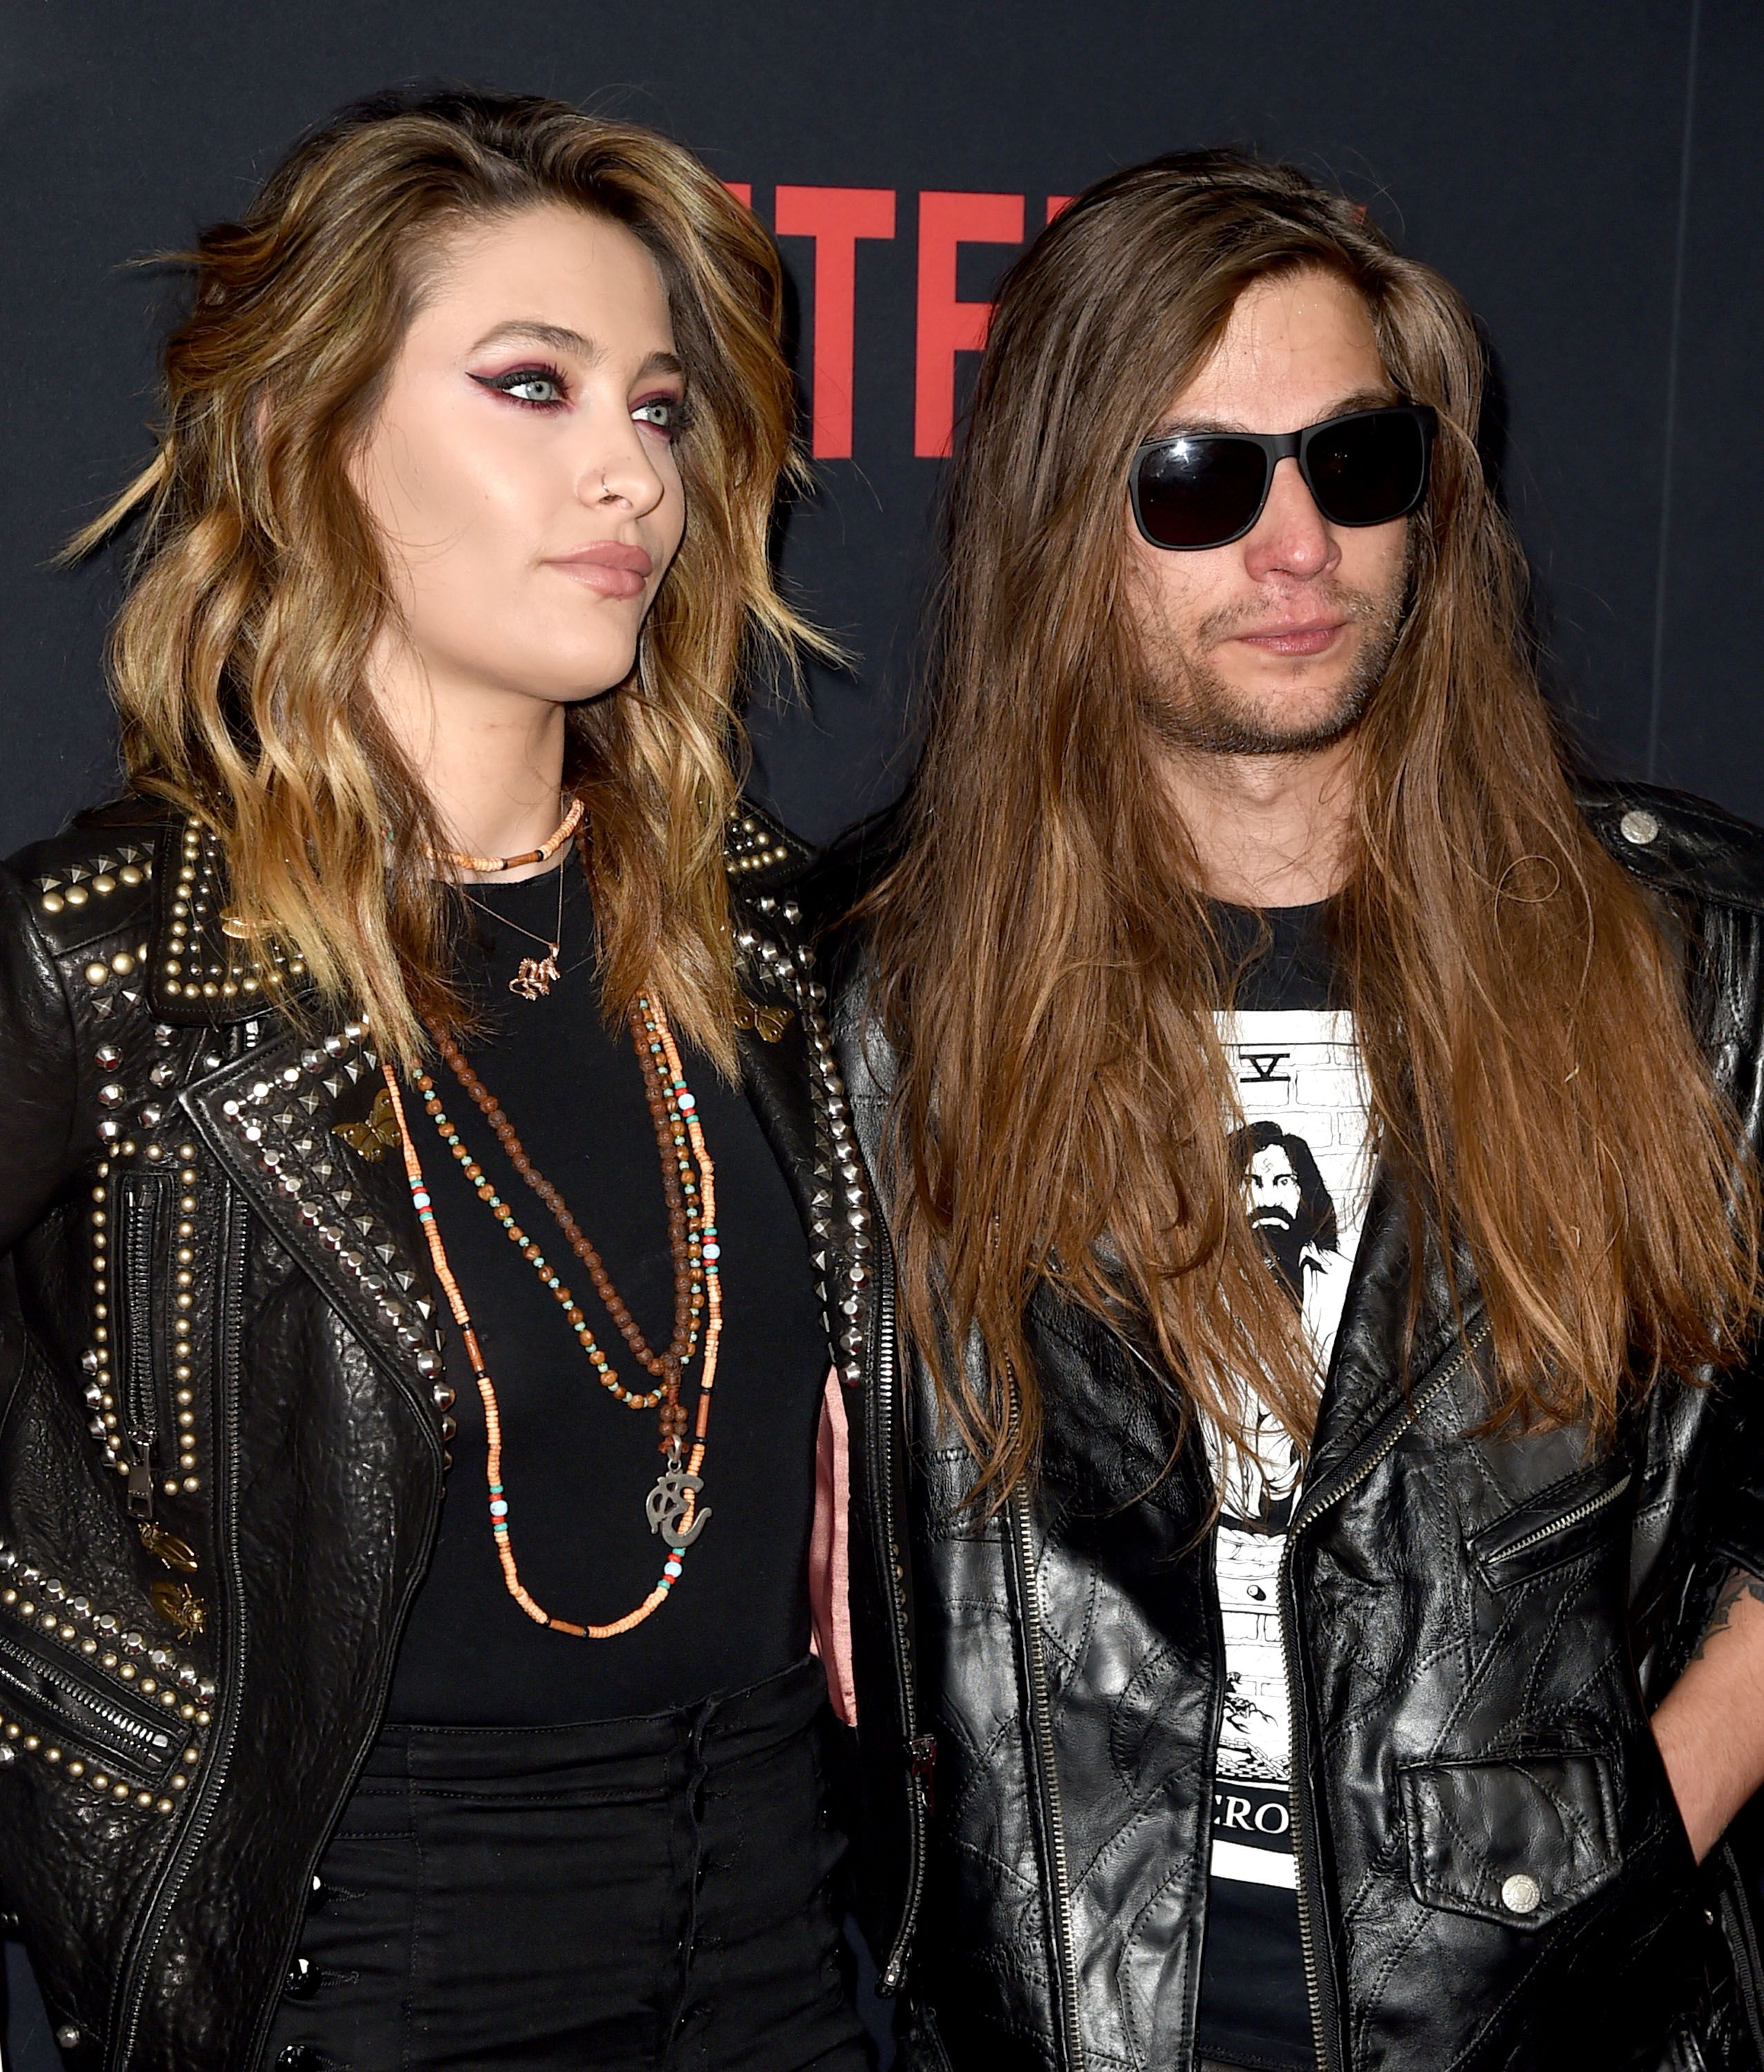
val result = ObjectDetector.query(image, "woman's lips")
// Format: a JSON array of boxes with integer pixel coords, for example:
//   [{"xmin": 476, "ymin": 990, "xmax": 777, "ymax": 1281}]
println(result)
[
  {"xmin": 1235, "ymin": 620, "xmax": 1345, "ymax": 658},
  {"xmin": 547, "ymin": 541, "xmax": 653, "ymax": 601}
]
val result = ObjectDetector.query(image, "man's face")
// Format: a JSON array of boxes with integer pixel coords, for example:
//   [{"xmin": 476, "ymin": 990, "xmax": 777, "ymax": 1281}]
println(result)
[
  {"xmin": 1127, "ymin": 268, "xmax": 1413, "ymax": 756},
  {"xmin": 1247, "ymin": 1144, "xmax": 1301, "ymax": 1233}
]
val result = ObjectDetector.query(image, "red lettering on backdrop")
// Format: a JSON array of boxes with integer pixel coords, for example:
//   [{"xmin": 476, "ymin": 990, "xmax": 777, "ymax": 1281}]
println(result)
[
  {"xmin": 913, "ymin": 191, "xmax": 1024, "ymax": 457},
  {"xmin": 774, "ymin": 186, "xmax": 897, "ymax": 459},
  {"xmin": 724, "ymin": 182, "xmax": 754, "ymax": 208},
  {"xmin": 1046, "ymin": 195, "xmax": 1073, "ymax": 222}
]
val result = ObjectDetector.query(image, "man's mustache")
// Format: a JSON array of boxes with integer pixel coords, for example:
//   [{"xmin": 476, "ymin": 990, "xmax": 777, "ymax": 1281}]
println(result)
[{"xmin": 1249, "ymin": 1205, "xmax": 1296, "ymax": 1231}]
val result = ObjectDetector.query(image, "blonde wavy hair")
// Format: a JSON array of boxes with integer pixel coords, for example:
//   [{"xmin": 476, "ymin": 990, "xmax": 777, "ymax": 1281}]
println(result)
[{"xmin": 75, "ymin": 87, "xmax": 821, "ymax": 1068}]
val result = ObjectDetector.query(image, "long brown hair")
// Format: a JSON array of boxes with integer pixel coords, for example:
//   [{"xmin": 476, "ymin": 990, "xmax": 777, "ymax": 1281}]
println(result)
[
  {"xmin": 75, "ymin": 88, "xmax": 823, "ymax": 1069},
  {"xmin": 869, "ymin": 150, "xmax": 1759, "ymax": 1505}
]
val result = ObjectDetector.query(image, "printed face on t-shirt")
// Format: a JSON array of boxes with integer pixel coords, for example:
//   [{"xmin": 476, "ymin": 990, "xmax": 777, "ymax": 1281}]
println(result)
[
  {"xmin": 1233, "ymin": 1122, "xmax": 1340, "ymax": 1311},
  {"xmin": 1248, "ymin": 1144, "xmax": 1301, "ymax": 1229}
]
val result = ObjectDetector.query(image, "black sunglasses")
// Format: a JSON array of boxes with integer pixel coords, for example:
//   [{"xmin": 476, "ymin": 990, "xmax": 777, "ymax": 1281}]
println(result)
[{"xmin": 1129, "ymin": 403, "xmax": 1437, "ymax": 551}]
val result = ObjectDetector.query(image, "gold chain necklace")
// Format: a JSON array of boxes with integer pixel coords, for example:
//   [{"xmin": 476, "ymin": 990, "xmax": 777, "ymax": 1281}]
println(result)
[{"xmin": 459, "ymin": 863, "xmax": 567, "ymax": 1001}]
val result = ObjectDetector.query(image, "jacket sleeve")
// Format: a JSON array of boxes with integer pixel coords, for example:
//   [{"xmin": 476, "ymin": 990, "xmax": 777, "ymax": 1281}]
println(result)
[
  {"xmin": 1696, "ymin": 1345, "xmax": 1764, "ymax": 1583},
  {"xmin": 0, "ymin": 856, "xmax": 81, "ymax": 1255}
]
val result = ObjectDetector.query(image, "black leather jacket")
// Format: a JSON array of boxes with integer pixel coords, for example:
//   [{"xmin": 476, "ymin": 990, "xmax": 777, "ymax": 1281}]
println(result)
[
  {"xmin": 833, "ymin": 783, "xmax": 1764, "ymax": 2072},
  {"xmin": 0, "ymin": 794, "xmax": 874, "ymax": 2071}
]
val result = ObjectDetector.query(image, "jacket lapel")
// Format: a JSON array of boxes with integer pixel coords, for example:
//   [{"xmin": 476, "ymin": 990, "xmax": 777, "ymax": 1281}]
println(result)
[
  {"xmin": 1297, "ymin": 1160, "xmax": 1490, "ymax": 1505},
  {"xmin": 179, "ymin": 1015, "xmax": 446, "ymax": 1415},
  {"xmin": 727, "ymin": 826, "xmax": 875, "ymax": 1392}
]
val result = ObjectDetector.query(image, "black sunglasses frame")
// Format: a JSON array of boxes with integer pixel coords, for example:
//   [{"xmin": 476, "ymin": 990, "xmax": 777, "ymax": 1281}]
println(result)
[{"xmin": 1129, "ymin": 403, "xmax": 1439, "ymax": 551}]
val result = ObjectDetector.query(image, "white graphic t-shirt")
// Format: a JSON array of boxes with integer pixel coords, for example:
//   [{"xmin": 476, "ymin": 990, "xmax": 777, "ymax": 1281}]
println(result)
[
  {"xmin": 1193, "ymin": 901, "xmax": 1376, "ymax": 2071},
  {"xmin": 1207, "ymin": 1006, "xmax": 1374, "ymax": 1896}
]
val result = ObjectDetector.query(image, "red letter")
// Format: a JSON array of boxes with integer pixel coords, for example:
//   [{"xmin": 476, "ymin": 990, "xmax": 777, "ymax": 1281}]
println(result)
[
  {"xmin": 914, "ymin": 191, "xmax": 1024, "ymax": 457},
  {"xmin": 724, "ymin": 182, "xmax": 753, "ymax": 209},
  {"xmin": 1046, "ymin": 195, "xmax": 1073, "ymax": 222},
  {"xmin": 774, "ymin": 186, "xmax": 897, "ymax": 459}
]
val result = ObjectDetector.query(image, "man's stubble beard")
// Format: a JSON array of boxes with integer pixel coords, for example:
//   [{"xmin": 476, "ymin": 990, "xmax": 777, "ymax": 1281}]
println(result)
[{"xmin": 1138, "ymin": 564, "xmax": 1411, "ymax": 759}]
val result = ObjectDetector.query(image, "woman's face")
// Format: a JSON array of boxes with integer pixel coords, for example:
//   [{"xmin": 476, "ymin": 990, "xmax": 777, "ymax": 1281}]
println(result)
[{"xmin": 351, "ymin": 202, "xmax": 689, "ymax": 712}]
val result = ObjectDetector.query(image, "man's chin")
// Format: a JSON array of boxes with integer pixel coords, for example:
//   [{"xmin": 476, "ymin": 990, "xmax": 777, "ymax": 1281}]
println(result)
[{"xmin": 1187, "ymin": 679, "xmax": 1370, "ymax": 757}]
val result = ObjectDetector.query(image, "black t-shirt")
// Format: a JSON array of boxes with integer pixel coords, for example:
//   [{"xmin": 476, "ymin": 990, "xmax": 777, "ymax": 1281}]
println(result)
[
  {"xmin": 1194, "ymin": 899, "xmax": 1341, "ymax": 2072},
  {"xmin": 386, "ymin": 856, "xmax": 829, "ymax": 1725}
]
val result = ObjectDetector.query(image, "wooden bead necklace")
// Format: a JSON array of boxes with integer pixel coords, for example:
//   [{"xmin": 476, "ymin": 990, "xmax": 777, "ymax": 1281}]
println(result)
[
  {"xmin": 378, "ymin": 995, "xmax": 723, "ymax": 1638},
  {"xmin": 428, "ymin": 795, "xmax": 586, "ymax": 877},
  {"xmin": 426, "ymin": 1010, "xmax": 704, "ymax": 1401}
]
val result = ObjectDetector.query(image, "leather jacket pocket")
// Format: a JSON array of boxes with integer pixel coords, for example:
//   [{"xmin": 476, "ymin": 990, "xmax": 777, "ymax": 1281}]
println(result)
[
  {"xmin": 1399, "ymin": 1748, "xmax": 1620, "ymax": 1930},
  {"xmin": 1468, "ymin": 1465, "xmax": 1633, "ymax": 1590},
  {"xmin": 0, "ymin": 1630, "xmax": 186, "ymax": 1792}
]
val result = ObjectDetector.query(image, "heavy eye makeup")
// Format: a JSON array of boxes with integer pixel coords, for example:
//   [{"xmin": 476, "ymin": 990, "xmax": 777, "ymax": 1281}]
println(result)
[
  {"xmin": 631, "ymin": 393, "xmax": 689, "ymax": 441},
  {"xmin": 468, "ymin": 365, "xmax": 689, "ymax": 439},
  {"xmin": 470, "ymin": 363, "xmax": 572, "ymax": 411}
]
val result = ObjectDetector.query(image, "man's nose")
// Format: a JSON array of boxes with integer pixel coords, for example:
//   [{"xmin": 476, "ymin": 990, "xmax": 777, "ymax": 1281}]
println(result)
[{"xmin": 1241, "ymin": 455, "xmax": 1336, "ymax": 583}]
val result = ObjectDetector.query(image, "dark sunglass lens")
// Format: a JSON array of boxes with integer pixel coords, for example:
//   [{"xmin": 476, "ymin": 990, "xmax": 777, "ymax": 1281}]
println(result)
[
  {"xmin": 1135, "ymin": 436, "xmax": 1269, "ymax": 549},
  {"xmin": 1304, "ymin": 412, "xmax": 1427, "ymax": 526}
]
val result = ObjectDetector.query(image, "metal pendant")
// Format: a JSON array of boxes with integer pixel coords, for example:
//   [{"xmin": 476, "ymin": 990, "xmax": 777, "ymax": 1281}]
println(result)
[
  {"xmin": 645, "ymin": 1464, "xmax": 711, "ymax": 1550},
  {"xmin": 509, "ymin": 950, "xmax": 560, "ymax": 1001},
  {"xmin": 333, "ymin": 1086, "xmax": 401, "ymax": 1162},
  {"xmin": 138, "ymin": 1520, "xmax": 199, "ymax": 1573},
  {"xmin": 149, "ymin": 1580, "xmax": 208, "ymax": 1642}
]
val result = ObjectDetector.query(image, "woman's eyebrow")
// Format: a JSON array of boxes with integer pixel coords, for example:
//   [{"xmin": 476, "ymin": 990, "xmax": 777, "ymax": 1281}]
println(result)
[{"xmin": 466, "ymin": 318, "xmax": 684, "ymax": 382}]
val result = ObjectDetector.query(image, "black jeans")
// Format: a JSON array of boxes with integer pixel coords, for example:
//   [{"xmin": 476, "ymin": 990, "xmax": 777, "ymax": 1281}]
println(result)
[{"xmin": 265, "ymin": 1658, "xmax": 872, "ymax": 2071}]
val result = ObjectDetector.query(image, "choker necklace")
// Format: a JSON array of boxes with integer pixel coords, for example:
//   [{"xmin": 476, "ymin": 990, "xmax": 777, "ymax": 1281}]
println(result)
[
  {"xmin": 431, "ymin": 796, "xmax": 585, "ymax": 878},
  {"xmin": 462, "ymin": 861, "xmax": 567, "ymax": 1001},
  {"xmin": 379, "ymin": 995, "xmax": 722, "ymax": 1639}
]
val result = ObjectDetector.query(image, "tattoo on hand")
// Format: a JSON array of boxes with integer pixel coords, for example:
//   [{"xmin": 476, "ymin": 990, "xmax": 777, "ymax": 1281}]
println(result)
[{"xmin": 1692, "ymin": 1567, "xmax": 1764, "ymax": 1660}]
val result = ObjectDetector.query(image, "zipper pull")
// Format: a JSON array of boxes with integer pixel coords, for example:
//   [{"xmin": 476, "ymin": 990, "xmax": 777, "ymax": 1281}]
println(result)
[
  {"xmin": 125, "ymin": 1430, "xmax": 157, "ymax": 1521},
  {"xmin": 909, "ymin": 1731, "xmax": 938, "ymax": 1819}
]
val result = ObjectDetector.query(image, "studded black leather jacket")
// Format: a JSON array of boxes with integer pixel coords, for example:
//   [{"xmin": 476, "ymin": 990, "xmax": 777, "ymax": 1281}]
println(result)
[
  {"xmin": 0, "ymin": 793, "xmax": 876, "ymax": 2071},
  {"xmin": 833, "ymin": 785, "xmax": 1764, "ymax": 2072}
]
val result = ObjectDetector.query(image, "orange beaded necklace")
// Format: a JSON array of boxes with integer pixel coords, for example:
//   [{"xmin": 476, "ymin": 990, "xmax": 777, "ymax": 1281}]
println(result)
[{"xmin": 378, "ymin": 993, "xmax": 723, "ymax": 1639}]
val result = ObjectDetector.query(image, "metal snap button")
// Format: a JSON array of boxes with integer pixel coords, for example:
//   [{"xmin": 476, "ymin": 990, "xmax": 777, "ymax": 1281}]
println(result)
[
  {"xmin": 1501, "ymin": 1872, "xmax": 1542, "ymax": 1915},
  {"xmin": 55, "ymin": 2025, "xmax": 82, "ymax": 2050},
  {"xmin": 1618, "ymin": 808, "xmax": 1660, "ymax": 847}
]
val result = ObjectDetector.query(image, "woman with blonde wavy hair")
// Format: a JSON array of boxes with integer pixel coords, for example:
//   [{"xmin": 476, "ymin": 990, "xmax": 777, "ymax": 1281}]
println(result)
[{"xmin": 0, "ymin": 88, "xmax": 875, "ymax": 2071}]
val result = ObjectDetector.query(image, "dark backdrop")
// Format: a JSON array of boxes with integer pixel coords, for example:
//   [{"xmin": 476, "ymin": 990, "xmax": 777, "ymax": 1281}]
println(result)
[
  {"xmin": 1, "ymin": 2, "xmax": 1760, "ymax": 2065},
  {"xmin": 2, "ymin": 1, "xmax": 1761, "ymax": 853}
]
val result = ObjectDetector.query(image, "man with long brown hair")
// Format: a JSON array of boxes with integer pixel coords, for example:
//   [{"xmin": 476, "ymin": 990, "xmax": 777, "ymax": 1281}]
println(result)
[{"xmin": 837, "ymin": 151, "xmax": 1764, "ymax": 2071}]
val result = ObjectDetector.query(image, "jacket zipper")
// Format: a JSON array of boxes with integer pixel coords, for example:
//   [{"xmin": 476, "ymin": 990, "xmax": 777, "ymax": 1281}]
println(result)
[
  {"xmin": 0, "ymin": 1635, "xmax": 174, "ymax": 1774},
  {"xmin": 110, "ymin": 1157, "xmax": 252, "ymax": 2067},
  {"xmin": 874, "ymin": 1240, "xmax": 932, "ymax": 1995},
  {"xmin": 119, "ymin": 1174, "xmax": 173, "ymax": 1522},
  {"xmin": 1482, "ymin": 1472, "xmax": 1631, "ymax": 1566},
  {"xmin": 120, "ymin": 1176, "xmax": 168, "ymax": 1441},
  {"xmin": 1716, "ymin": 1853, "xmax": 1764, "ymax": 2059},
  {"xmin": 1010, "ymin": 1482, "xmax": 1087, "ymax": 2072},
  {"xmin": 1278, "ymin": 1321, "xmax": 1493, "ymax": 2072}
]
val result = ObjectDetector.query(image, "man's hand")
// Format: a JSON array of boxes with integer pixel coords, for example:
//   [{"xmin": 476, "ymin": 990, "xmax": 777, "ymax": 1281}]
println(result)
[{"xmin": 1651, "ymin": 1566, "xmax": 1764, "ymax": 1861}]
